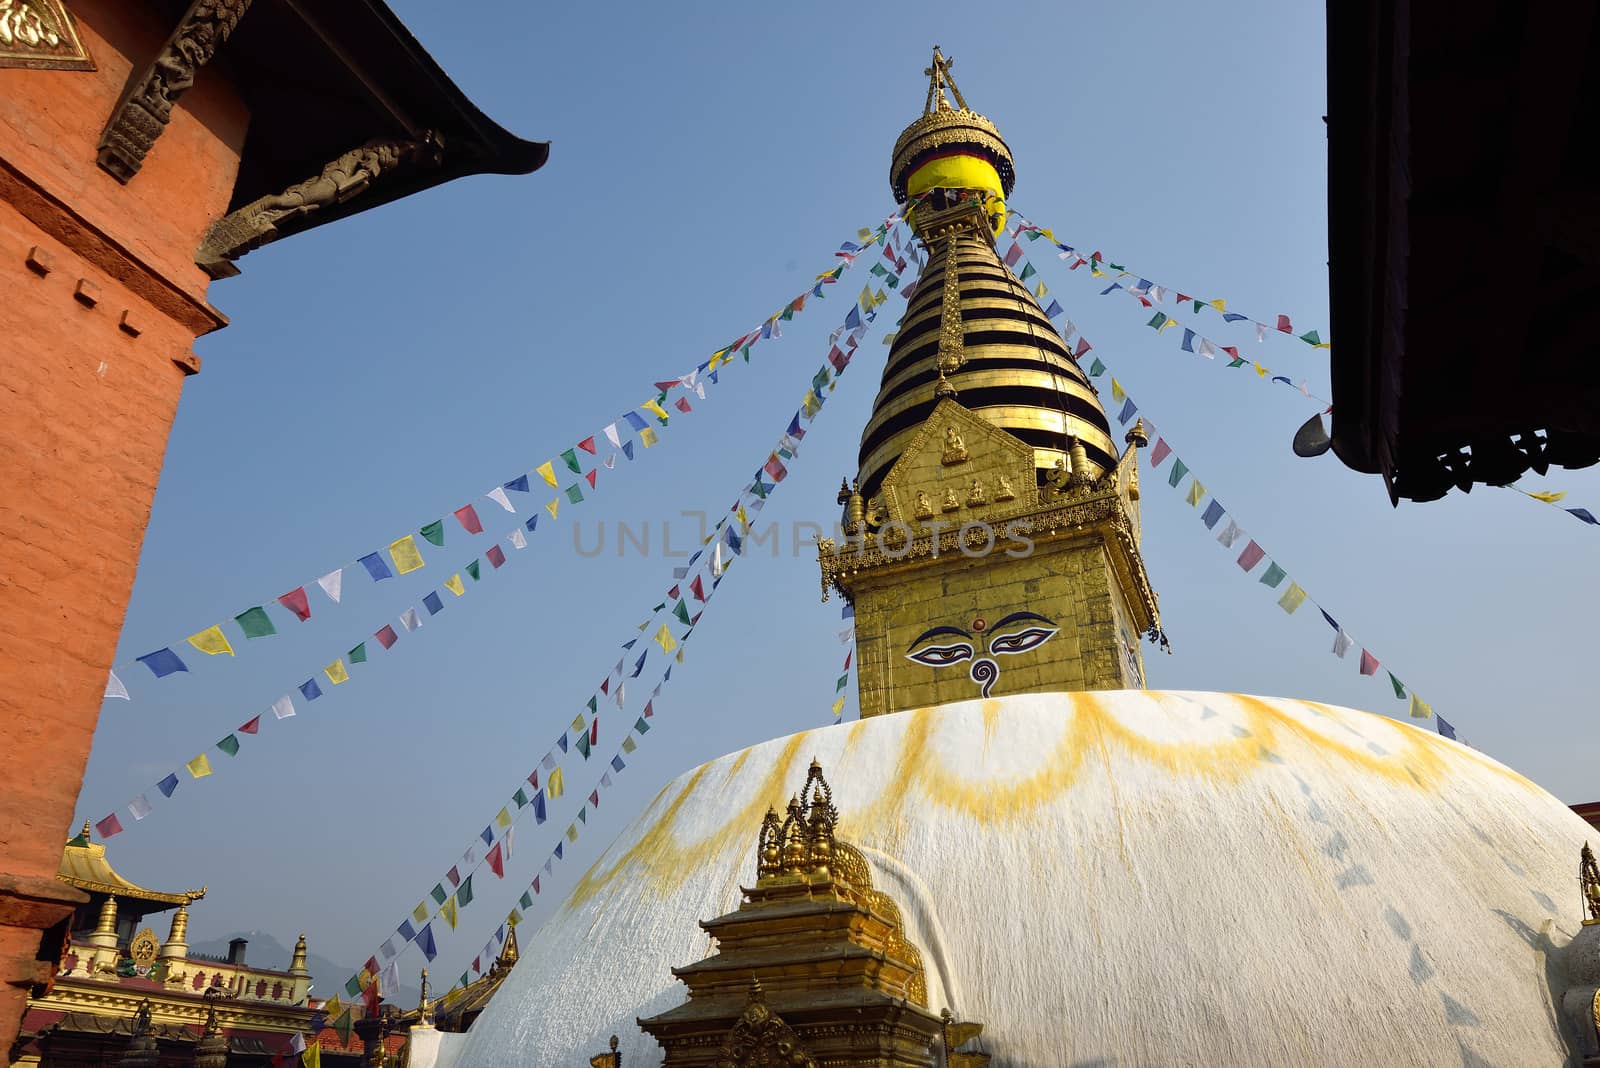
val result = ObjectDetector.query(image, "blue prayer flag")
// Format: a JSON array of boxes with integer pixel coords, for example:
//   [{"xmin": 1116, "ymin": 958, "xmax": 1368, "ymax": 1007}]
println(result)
[
  {"xmin": 760, "ymin": 320, "xmax": 773, "ymax": 339},
  {"xmin": 1099, "ymin": 283, "xmax": 1121, "ymax": 295},
  {"xmin": 299, "ymin": 678, "xmax": 322, "ymax": 702},
  {"xmin": 844, "ymin": 305, "xmax": 862, "ymax": 331},
  {"xmin": 663, "ymin": 665, "xmax": 672, "ymax": 683},
  {"xmin": 557, "ymin": 734, "xmax": 568, "ymax": 753},
  {"xmin": 1116, "ymin": 398, "xmax": 1137, "ymax": 426},
  {"xmin": 418, "ymin": 923, "xmax": 437, "ymax": 962},
  {"xmin": 842, "ymin": 603, "xmax": 854, "ymax": 619},
  {"xmin": 611, "ymin": 755, "xmax": 626, "ymax": 772},
  {"xmin": 533, "ymin": 790, "xmax": 546, "ymax": 824},
  {"xmin": 1181, "ymin": 329, "xmax": 1196, "ymax": 353},
  {"xmin": 554, "ymin": 842, "xmax": 563, "ymax": 860},
  {"xmin": 525, "ymin": 514, "xmax": 538, "ymax": 533},
  {"xmin": 1436, "ymin": 715, "xmax": 1457, "ymax": 740},
  {"xmin": 631, "ymin": 651, "xmax": 647, "ymax": 677},
  {"xmin": 1137, "ymin": 278, "xmax": 1152, "ymax": 291},
  {"xmin": 623, "ymin": 411, "xmax": 648, "ymax": 432},
  {"xmin": 725, "ymin": 526, "xmax": 742, "ymax": 555},
  {"xmin": 621, "ymin": 638, "xmax": 636, "ymax": 650},
  {"xmin": 786, "ymin": 415, "xmax": 806, "ymax": 440},
  {"xmin": 1569, "ymin": 508, "xmax": 1599, "ymax": 525},
  {"xmin": 157, "ymin": 773, "xmax": 179, "ymax": 798},
  {"xmin": 1222, "ymin": 312, "xmax": 1249, "ymax": 323},
  {"xmin": 1201, "ymin": 500, "xmax": 1225, "ymax": 530},
  {"xmin": 358, "ymin": 552, "xmax": 393, "ymax": 581},
  {"xmin": 137, "ymin": 647, "xmax": 188, "ymax": 678},
  {"xmin": 1044, "ymin": 300, "xmax": 1064, "ymax": 319},
  {"xmin": 398, "ymin": 920, "xmax": 416, "ymax": 942},
  {"xmin": 423, "ymin": 591, "xmax": 444, "ymax": 615},
  {"xmin": 622, "ymin": 441, "xmax": 635, "ymax": 461},
  {"xmin": 504, "ymin": 475, "xmax": 530, "ymax": 493},
  {"xmin": 479, "ymin": 826, "xmax": 493, "ymax": 847},
  {"xmin": 1319, "ymin": 609, "xmax": 1340, "ymax": 630}
]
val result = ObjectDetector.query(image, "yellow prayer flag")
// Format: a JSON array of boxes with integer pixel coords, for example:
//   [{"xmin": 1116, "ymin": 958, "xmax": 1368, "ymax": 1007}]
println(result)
[
  {"xmin": 621, "ymin": 735, "xmax": 637, "ymax": 753},
  {"xmin": 831, "ymin": 696, "xmax": 846, "ymax": 718},
  {"xmin": 1277, "ymin": 582, "xmax": 1308, "ymax": 614},
  {"xmin": 709, "ymin": 350, "xmax": 727, "ymax": 371},
  {"xmin": 548, "ymin": 766, "xmax": 565, "ymax": 799},
  {"xmin": 186, "ymin": 625, "xmax": 234, "ymax": 657},
  {"xmin": 654, "ymin": 624, "xmax": 678, "ymax": 654},
  {"xmin": 676, "ymin": 648, "xmax": 685, "ymax": 664},
  {"xmin": 445, "ymin": 573, "xmax": 465, "ymax": 596},
  {"xmin": 442, "ymin": 896, "xmax": 458, "ymax": 929},
  {"xmin": 859, "ymin": 285, "xmax": 873, "ymax": 308},
  {"xmin": 389, "ymin": 534, "xmax": 425, "ymax": 574},
  {"xmin": 1529, "ymin": 490, "xmax": 1567, "ymax": 503},
  {"xmin": 639, "ymin": 427, "xmax": 659, "ymax": 448},
  {"xmin": 1158, "ymin": 318, "xmax": 1179, "ymax": 333},
  {"xmin": 1209, "ymin": 298, "xmax": 1227, "ymax": 313},
  {"xmin": 1041, "ymin": 227, "xmax": 1056, "ymax": 241},
  {"xmin": 1253, "ymin": 362, "xmax": 1269, "ymax": 378},
  {"xmin": 565, "ymin": 824, "xmax": 578, "ymax": 843},
  {"xmin": 1091, "ymin": 266, "xmax": 1106, "ymax": 278},
  {"xmin": 642, "ymin": 398, "xmax": 669, "ymax": 421},
  {"xmin": 872, "ymin": 288, "xmax": 888, "ymax": 307},
  {"xmin": 536, "ymin": 461, "xmax": 558, "ymax": 487},
  {"xmin": 324, "ymin": 659, "xmax": 349, "ymax": 685},
  {"xmin": 570, "ymin": 713, "xmax": 586, "ymax": 732},
  {"xmin": 324, "ymin": 996, "xmax": 342, "ymax": 1019},
  {"xmin": 857, "ymin": 227, "xmax": 873, "ymax": 242},
  {"xmin": 413, "ymin": 902, "xmax": 429, "ymax": 925},
  {"xmin": 737, "ymin": 505, "xmax": 750, "ymax": 533},
  {"xmin": 507, "ymin": 909, "xmax": 521, "ymax": 927},
  {"xmin": 545, "ymin": 498, "xmax": 559, "ymax": 520},
  {"xmin": 302, "ymin": 1042, "xmax": 321, "ymax": 1068},
  {"xmin": 1185, "ymin": 480, "xmax": 1205, "ymax": 507},
  {"xmin": 1111, "ymin": 378, "xmax": 1126, "ymax": 402},
  {"xmin": 1408, "ymin": 692, "xmax": 1433, "ymax": 719},
  {"xmin": 186, "ymin": 753, "xmax": 212, "ymax": 779},
  {"xmin": 1033, "ymin": 282, "xmax": 1048, "ymax": 299},
  {"xmin": 495, "ymin": 806, "xmax": 512, "ymax": 828}
]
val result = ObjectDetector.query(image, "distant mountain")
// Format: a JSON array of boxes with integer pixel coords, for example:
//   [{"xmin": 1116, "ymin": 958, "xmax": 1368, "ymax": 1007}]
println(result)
[{"xmin": 189, "ymin": 930, "xmax": 420, "ymax": 1008}]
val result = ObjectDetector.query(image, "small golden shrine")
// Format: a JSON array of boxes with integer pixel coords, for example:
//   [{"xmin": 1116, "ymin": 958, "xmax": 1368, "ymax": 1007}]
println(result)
[{"xmin": 637, "ymin": 761, "xmax": 976, "ymax": 1067}]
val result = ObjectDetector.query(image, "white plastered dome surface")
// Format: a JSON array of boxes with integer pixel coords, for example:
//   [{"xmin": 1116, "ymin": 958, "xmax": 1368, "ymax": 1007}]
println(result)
[{"xmin": 425, "ymin": 691, "xmax": 1590, "ymax": 1067}]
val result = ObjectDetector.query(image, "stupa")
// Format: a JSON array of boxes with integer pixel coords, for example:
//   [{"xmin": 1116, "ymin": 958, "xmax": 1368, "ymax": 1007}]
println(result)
[{"xmin": 414, "ymin": 50, "xmax": 1600, "ymax": 1067}]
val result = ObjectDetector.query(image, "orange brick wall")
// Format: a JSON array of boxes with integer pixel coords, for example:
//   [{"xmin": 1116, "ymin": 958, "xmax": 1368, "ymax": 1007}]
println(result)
[{"xmin": 0, "ymin": 0, "xmax": 246, "ymax": 1043}]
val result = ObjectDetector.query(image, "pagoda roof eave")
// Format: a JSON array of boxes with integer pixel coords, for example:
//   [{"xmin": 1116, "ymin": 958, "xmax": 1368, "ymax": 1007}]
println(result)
[{"xmin": 57, "ymin": 829, "xmax": 204, "ymax": 907}]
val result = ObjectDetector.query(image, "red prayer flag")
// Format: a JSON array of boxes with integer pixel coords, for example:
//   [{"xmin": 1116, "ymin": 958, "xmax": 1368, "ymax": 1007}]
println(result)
[
  {"xmin": 1236, "ymin": 540, "xmax": 1266, "ymax": 572},
  {"xmin": 278, "ymin": 587, "xmax": 311, "ymax": 622},
  {"xmin": 1221, "ymin": 346, "xmax": 1241, "ymax": 362},
  {"xmin": 585, "ymin": 469, "xmax": 597, "ymax": 489},
  {"xmin": 600, "ymin": 677, "xmax": 609, "ymax": 695},
  {"xmin": 364, "ymin": 978, "xmax": 380, "ymax": 1016},
  {"xmin": 643, "ymin": 700, "xmax": 654, "ymax": 718},
  {"xmin": 764, "ymin": 456, "xmax": 788, "ymax": 482},
  {"xmin": 447, "ymin": 866, "xmax": 460, "ymax": 887},
  {"xmin": 1276, "ymin": 314, "xmax": 1293, "ymax": 333},
  {"xmin": 238, "ymin": 715, "xmax": 261, "ymax": 735},
  {"xmin": 690, "ymin": 576, "xmax": 705, "ymax": 602},
  {"xmin": 454, "ymin": 504, "xmax": 484, "ymax": 534},
  {"xmin": 486, "ymin": 842, "xmax": 504, "ymax": 879},
  {"xmin": 472, "ymin": 956, "xmax": 481, "ymax": 974},
  {"xmin": 844, "ymin": 650, "xmax": 853, "ymax": 670},
  {"xmin": 526, "ymin": 770, "xmax": 539, "ymax": 790},
  {"xmin": 1177, "ymin": 293, "xmax": 1190, "ymax": 304},
  {"xmin": 486, "ymin": 544, "xmax": 506, "ymax": 569},
  {"xmin": 653, "ymin": 380, "xmax": 679, "ymax": 391},
  {"xmin": 667, "ymin": 584, "xmax": 680, "ymax": 600},
  {"xmin": 793, "ymin": 293, "xmax": 806, "ymax": 312},
  {"xmin": 576, "ymin": 436, "xmax": 597, "ymax": 454},
  {"xmin": 1003, "ymin": 243, "xmax": 1023, "ymax": 266},
  {"xmin": 589, "ymin": 718, "xmax": 599, "ymax": 744},
  {"xmin": 532, "ymin": 876, "xmax": 541, "ymax": 895},
  {"xmin": 1073, "ymin": 338, "xmax": 1091, "ymax": 358},
  {"xmin": 588, "ymin": 789, "xmax": 600, "ymax": 808},
  {"xmin": 1150, "ymin": 438, "xmax": 1172, "ymax": 467},
  {"xmin": 1359, "ymin": 649, "xmax": 1379, "ymax": 676},
  {"xmin": 95, "ymin": 813, "xmax": 123, "ymax": 838},
  {"xmin": 674, "ymin": 396, "xmax": 692, "ymax": 414},
  {"xmin": 828, "ymin": 347, "xmax": 850, "ymax": 372},
  {"xmin": 374, "ymin": 625, "xmax": 399, "ymax": 650}
]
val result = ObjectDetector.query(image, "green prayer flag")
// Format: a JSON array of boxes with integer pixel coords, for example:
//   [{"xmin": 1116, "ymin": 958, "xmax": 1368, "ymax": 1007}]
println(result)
[
  {"xmin": 348, "ymin": 642, "xmax": 367, "ymax": 664},
  {"xmin": 652, "ymin": 602, "xmax": 665, "ymax": 614},
  {"xmin": 836, "ymin": 675, "xmax": 849, "ymax": 692},
  {"xmin": 885, "ymin": 274, "xmax": 899, "ymax": 289},
  {"xmin": 565, "ymin": 484, "xmax": 584, "ymax": 504},
  {"xmin": 1226, "ymin": 356, "xmax": 1247, "ymax": 368},
  {"xmin": 1193, "ymin": 299, "xmax": 1205, "ymax": 313},
  {"xmin": 1088, "ymin": 357, "xmax": 1107, "ymax": 377},
  {"xmin": 344, "ymin": 975, "xmax": 362, "ymax": 998},
  {"xmin": 513, "ymin": 787, "xmax": 529, "ymax": 808},
  {"xmin": 1389, "ymin": 672, "xmax": 1406, "ymax": 699},
  {"xmin": 458, "ymin": 875, "xmax": 474, "ymax": 907},
  {"xmin": 431, "ymin": 883, "xmax": 448, "ymax": 906},
  {"xmin": 1019, "ymin": 262, "xmax": 1037, "ymax": 281},
  {"xmin": 586, "ymin": 696, "xmax": 597, "ymax": 714},
  {"xmin": 869, "ymin": 262, "xmax": 887, "ymax": 277},
  {"xmin": 741, "ymin": 346, "xmax": 752, "ymax": 362},
  {"xmin": 332, "ymin": 1008, "xmax": 352, "ymax": 1044},
  {"xmin": 1167, "ymin": 459, "xmax": 1189, "ymax": 488},
  {"xmin": 1259, "ymin": 562, "xmax": 1287, "ymax": 588},
  {"xmin": 674, "ymin": 601, "xmax": 692, "ymax": 626},
  {"xmin": 780, "ymin": 304, "xmax": 795, "ymax": 319},
  {"xmin": 216, "ymin": 734, "xmax": 239, "ymax": 757},
  {"xmin": 1109, "ymin": 261, "xmax": 1125, "ymax": 271},
  {"xmin": 561, "ymin": 448, "xmax": 581, "ymax": 474},
  {"xmin": 634, "ymin": 716, "xmax": 649, "ymax": 734},
  {"xmin": 459, "ymin": 972, "xmax": 469, "ymax": 990},
  {"xmin": 1299, "ymin": 330, "xmax": 1323, "ymax": 346},
  {"xmin": 812, "ymin": 367, "xmax": 831, "ymax": 391},
  {"xmin": 575, "ymin": 732, "xmax": 591, "ymax": 759},
  {"xmin": 234, "ymin": 606, "xmax": 276, "ymax": 639},
  {"xmin": 1025, "ymin": 229, "xmax": 1043, "ymax": 241},
  {"xmin": 578, "ymin": 807, "xmax": 587, "ymax": 824},
  {"xmin": 1147, "ymin": 312, "xmax": 1169, "ymax": 330},
  {"xmin": 466, "ymin": 559, "xmax": 481, "ymax": 581},
  {"xmin": 519, "ymin": 891, "xmax": 534, "ymax": 910},
  {"xmin": 419, "ymin": 520, "xmax": 445, "ymax": 547}
]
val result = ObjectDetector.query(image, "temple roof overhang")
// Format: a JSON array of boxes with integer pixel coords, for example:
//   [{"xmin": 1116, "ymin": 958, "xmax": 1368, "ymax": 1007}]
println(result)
[
  {"xmin": 1325, "ymin": 0, "xmax": 1600, "ymax": 501},
  {"xmin": 58, "ymin": 823, "xmax": 203, "ymax": 907}
]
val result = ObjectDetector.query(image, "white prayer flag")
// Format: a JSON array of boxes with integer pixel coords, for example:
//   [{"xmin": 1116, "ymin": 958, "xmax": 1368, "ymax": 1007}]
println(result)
[
  {"xmin": 838, "ymin": 627, "xmax": 854, "ymax": 644},
  {"xmin": 1216, "ymin": 519, "xmax": 1243, "ymax": 549},
  {"xmin": 616, "ymin": 682, "xmax": 626, "ymax": 708},
  {"xmin": 1198, "ymin": 338, "xmax": 1217, "ymax": 359},
  {"xmin": 1332, "ymin": 629, "xmax": 1354, "ymax": 659},
  {"xmin": 504, "ymin": 826, "xmax": 514, "ymax": 860},
  {"xmin": 509, "ymin": 528, "xmax": 527, "ymax": 550},
  {"xmin": 601, "ymin": 772, "xmax": 613, "ymax": 788},
  {"xmin": 379, "ymin": 958, "xmax": 402, "ymax": 999},
  {"xmin": 541, "ymin": 752, "xmax": 556, "ymax": 771},
  {"xmin": 713, "ymin": 542, "xmax": 723, "ymax": 578},
  {"xmin": 105, "ymin": 670, "xmax": 130, "ymax": 700},
  {"xmin": 380, "ymin": 937, "xmax": 398, "ymax": 960},
  {"xmin": 603, "ymin": 453, "xmax": 616, "ymax": 469},
  {"xmin": 289, "ymin": 1034, "xmax": 306, "ymax": 1054},
  {"xmin": 316, "ymin": 569, "xmax": 343, "ymax": 604},
  {"xmin": 128, "ymin": 794, "xmax": 153, "ymax": 821},
  {"xmin": 543, "ymin": 858, "xmax": 553, "ymax": 875},
  {"xmin": 463, "ymin": 845, "xmax": 476, "ymax": 867},
  {"xmin": 603, "ymin": 423, "xmax": 621, "ymax": 448},
  {"xmin": 401, "ymin": 608, "xmax": 422, "ymax": 632},
  {"xmin": 1151, "ymin": 286, "xmax": 1166, "ymax": 304},
  {"xmin": 1062, "ymin": 320, "xmax": 1077, "ymax": 343},
  {"xmin": 486, "ymin": 486, "xmax": 515, "ymax": 513},
  {"xmin": 1255, "ymin": 323, "xmax": 1267, "ymax": 344},
  {"xmin": 271, "ymin": 695, "xmax": 295, "ymax": 720}
]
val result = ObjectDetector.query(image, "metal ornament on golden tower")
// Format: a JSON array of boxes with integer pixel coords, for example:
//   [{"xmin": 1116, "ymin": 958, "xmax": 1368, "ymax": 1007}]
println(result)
[{"xmin": 821, "ymin": 48, "xmax": 1162, "ymax": 719}]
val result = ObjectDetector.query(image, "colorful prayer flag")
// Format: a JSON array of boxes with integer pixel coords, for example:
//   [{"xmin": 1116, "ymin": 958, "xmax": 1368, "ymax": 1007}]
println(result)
[
  {"xmin": 234, "ymin": 607, "xmax": 276, "ymax": 639},
  {"xmin": 419, "ymin": 520, "xmax": 445, "ymax": 547},
  {"xmin": 186, "ymin": 625, "xmax": 234, "ymax": 657},
  {"xmin": 324, "ymin": 659, "xmax": 348, "ymax": 685},
  {"xmin": 137, "ymin": 648, "xmax": 188, "ymax": 678},
  {"xmin": 186, "ymin": 753, "xmax": 212, "ymax": 779},
  {"xmin": 357, "ymin": 553, "xmax": 392, "ymax": 582},
  {"xmin": 390, "ymin": 535, "xmax": 425, "ymax": 574},
  {"xmin": 1277, "ymin": 583, "xmax": 1307, "ymax": 613},
  {"xmin": 1236, "ymin": 540, "xmax": 1266, "ymax": 572},
  {"xmin": 216, "ymin": 734, "xmax": 239, "ymax": 757}
]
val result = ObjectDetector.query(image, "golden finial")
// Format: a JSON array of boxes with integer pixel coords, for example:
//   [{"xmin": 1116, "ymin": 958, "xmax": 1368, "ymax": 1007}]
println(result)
[
  {"xmin": 1581, "ymin": 843, "xmax": 1600, "ymax": 925},
  {"xmin": 1125, "ymin": 418, "xmax": 1149, "ymax": 449},
  {"xmin": 922, "ymin": 47, "xmax": 968, "ymax": 114},
  {"xmin": 80, "ymin": 819, "xmax": 92, "ymax": 840},
  {"xmin": 589, "ymin": 1034, "xmax": 621, "ymax": 1068}
]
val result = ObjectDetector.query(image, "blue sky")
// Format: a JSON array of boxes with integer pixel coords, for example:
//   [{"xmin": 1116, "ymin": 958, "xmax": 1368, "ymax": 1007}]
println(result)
[{"xmin": 75, "ymin": 0, "xmax": 1600, "ymax": 985}]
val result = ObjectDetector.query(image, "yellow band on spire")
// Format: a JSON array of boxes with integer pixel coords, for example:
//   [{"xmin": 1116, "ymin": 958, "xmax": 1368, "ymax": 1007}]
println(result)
[{"xmin": 905, "ymin": 153, "xmax": 1007, "ymax": 235}]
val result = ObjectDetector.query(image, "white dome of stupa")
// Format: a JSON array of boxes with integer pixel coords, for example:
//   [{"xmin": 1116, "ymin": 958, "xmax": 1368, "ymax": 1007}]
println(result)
[{"xmin": 417, "ymin": 690, "xmax": 1591, "ymax": 1067}]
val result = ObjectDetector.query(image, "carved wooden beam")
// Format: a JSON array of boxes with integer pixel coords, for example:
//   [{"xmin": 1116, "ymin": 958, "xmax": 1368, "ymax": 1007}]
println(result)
[
  {"xmin": 195, "ymin": 132, "xmax": 444, "ymax": 279},
  {"xmin": 96, "ymin": 0, "xmax": 251, "ymax": 183}
]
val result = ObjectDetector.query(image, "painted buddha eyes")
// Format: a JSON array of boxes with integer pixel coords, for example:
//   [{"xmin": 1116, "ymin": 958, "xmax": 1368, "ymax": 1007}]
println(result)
[{"xmin": 903, "ymin": 613, "xmax": 1057, "ymax": 698}]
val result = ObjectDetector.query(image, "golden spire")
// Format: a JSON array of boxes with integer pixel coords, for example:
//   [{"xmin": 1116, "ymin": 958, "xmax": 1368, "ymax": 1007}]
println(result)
[
  {"xmin": 922, "ymin": 46, "xmax": 967, "ymax": 113},
  {"xmin": 289, "ymin": 933, "xmax": 309, "ymax": 975},
  {"xmin": 1581, "ymin": 843, "xmax": 1600, "ymax": 925},
  {"xmin": 159, "ymin": 905, "xmax": 190, "ymax": 962}
]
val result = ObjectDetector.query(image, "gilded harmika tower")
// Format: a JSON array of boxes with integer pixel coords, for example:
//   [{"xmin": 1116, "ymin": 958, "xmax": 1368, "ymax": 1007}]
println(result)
[{"xmin": 820, "ymin": 48, "xmax": 1161, "ymax": 717}]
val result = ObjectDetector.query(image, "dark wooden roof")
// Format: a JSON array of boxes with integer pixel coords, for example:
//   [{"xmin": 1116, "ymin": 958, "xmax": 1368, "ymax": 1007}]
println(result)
[{"xmin": 1326, "ymin": 0, "xmax": 1600, "ymax": 501}]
